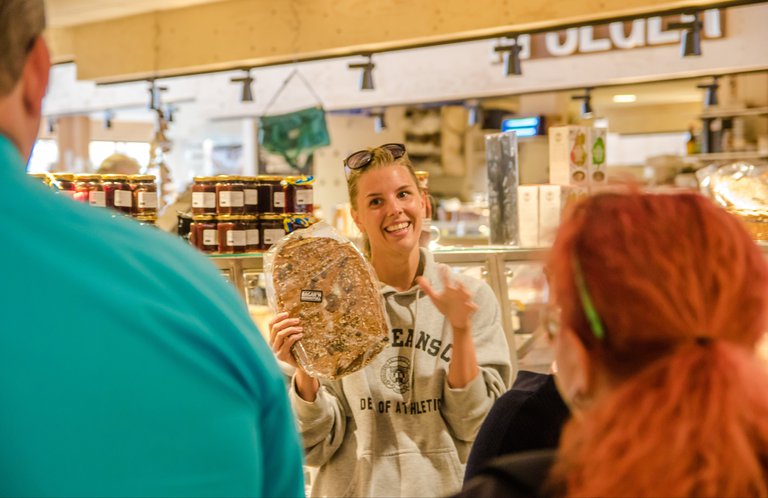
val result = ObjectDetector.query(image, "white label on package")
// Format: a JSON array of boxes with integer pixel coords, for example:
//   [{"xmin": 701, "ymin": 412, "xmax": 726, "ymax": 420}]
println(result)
[
  {"xmin": 138, "ymin": 192, "xmax": 158, "ymax": 208},
  {"xmin": 219, "ymin": 191, "xmax": 244, "ymax": 208},
  {"xmin": 273, "ymin": 192, "xmax": 285, "ymax": 208},
  {"xmin": 246, "ymin": 229, "xmax": 259, "ymax": 245},
  {"xmin": 114, "ymin": 190, "xmax": 133, "ymax": 208},
  {"xmin": 89, "ymin": 191, "xmax": 106, "ymax": 207},
  {"xmin": 244, "ymin": 189, "xmax": 259, "ymax": 205},
  {"xmin": 226, "ymin": 229, "xmax": 246, "ymax": 247},
  {"xmin": 263, "ymin": 228, "xmax": 285, "ymax": 244},
  {"xmin": 296, "ymin": 189, "xmax": 313, "ymax": 206},
  {"xmin": 192, "ymin": 192, "xmax": 216, "ymax": 208},
  {"xmin": 203, "ymin": 229, "xmax": 217, "ymax": 246}
]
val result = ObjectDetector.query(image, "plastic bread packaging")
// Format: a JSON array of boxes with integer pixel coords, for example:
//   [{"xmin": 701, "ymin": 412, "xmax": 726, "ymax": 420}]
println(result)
[{"xmin": 264, "ymin": 221, "xmax": 389, "ymax": 379}]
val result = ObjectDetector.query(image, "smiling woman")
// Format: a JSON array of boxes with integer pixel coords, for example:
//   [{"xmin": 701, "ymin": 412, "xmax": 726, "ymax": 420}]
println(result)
[{"xmin": 268, "ymin": 142, "xmax": 512, "ymax": 497}]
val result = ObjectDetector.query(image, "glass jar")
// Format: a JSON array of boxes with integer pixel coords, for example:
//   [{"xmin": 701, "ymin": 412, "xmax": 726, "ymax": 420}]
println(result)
[
  {"xmin": 259, "ymin": 214, "xmax": 286, "ymax": 251},
  {"xmin": 129, "ymin": 175, "xmax": 158, "ymax": 217},
  {"xmin": 244, "ymin": 215, "xmax": 260, "ymax": 252},
  {"xmin": 216, "ymin": 175, "xmax": 245, "ymax": 215},
  {"xmin": 217, "ymin": 214, "xmax": 247, "ymax": 254},
  {"xmin": 190, "ymin": 215, "xmax": 218, "ymax": 253},
  {"xmin": 102, "ymin": 174, "xmax": 132, "ymax": 214},
  {"xmin": 284, "ymin": 176, "xmax": 314, "ymax": 214},
  {"xmin": 52, "ymin": 173, "xmax": 76, "ymax": 198},
  {"xmin": 242, "ymin": 177, "xmax": 260, "ymax": 215},
  {"xmin": 75, "ymin": 174, "xmax": 105, "ymax": 207},
  {"xmin": 257, "ymin": 175, "xmax": 285, "ymax": 214},
  {"xmin": 191, "ymin": 176, "xmax": 218, "ymax": 215}
]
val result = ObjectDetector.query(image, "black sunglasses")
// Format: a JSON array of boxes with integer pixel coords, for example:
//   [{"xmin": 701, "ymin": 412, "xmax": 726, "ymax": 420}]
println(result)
[{"xmin": 343, "ymin": 143, "xmax": 406, "ymax": 172}]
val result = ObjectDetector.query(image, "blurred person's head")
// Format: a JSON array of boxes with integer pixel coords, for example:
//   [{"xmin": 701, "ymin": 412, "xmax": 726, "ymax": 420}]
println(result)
[
  {"xmin": 98, "ymin": 153, "xmax": 141, "ymax": 175},
  {"xmin": 546, "ymin": 190, "xmax": 768, "ymax": 496},
  {"xmin": 0, "ymin": 0, "xmax": 49, "ymax": 161},
  {"xmin": 345, "ymin": 143, "xmax": 425, "ymax": 260}
]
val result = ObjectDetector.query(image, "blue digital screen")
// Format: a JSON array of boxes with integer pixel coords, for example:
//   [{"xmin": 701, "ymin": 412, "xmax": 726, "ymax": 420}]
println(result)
[{"xmin": 501, "ymin": 115, "xmax": 544, "ymax": 137}]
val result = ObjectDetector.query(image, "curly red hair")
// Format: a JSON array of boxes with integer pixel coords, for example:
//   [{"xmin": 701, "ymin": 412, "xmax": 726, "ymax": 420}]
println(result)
[{"xmin": 547, "ymin": 191, "xmax": 768, "ymax": 497}]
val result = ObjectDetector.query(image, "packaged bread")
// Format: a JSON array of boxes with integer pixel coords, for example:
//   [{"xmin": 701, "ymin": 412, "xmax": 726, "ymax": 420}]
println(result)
[{"xmin": 264, "ymin": 222, "xmax": 389, "ymax": 379}]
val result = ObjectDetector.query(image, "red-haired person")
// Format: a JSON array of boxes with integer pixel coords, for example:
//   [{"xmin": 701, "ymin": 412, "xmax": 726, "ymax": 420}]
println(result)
[{"xmin": 458, "ymin": 191, "xmax": 768, "ymax": 497}]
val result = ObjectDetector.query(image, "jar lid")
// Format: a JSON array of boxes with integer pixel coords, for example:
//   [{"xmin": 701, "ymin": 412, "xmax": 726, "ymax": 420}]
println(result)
[
  {"xmin": 217, "ymin": 214, "xmax": 247, "ymax": 221},
  {"xmin": 129, "ymin": 174, "xmax": 155, "ymax": 181},
  {"xmin": 75, "ymin": 174, "xmax": 101, "ymax": 181},
  {"xmin": 256, "ymin": 175, "xmax": 284, "ymax": 182},
  {"xmin": 28, "ymin": 173, "xmax": 48, "ymax": 179},
  {"xmin": 193, "ymin": 176, "xmax": 218, "ymax": 183},
  {"xmin": 215, "ymin": 175, "xmax": 243, "ymax": 182},
  {"xmin": 102, "ymin": 174, "xmax": 129, "ymax": 181},
  {"xmin": 240, "ymin": 176, "xmax": 258, "ymax": 182},
  {"xmin": 192, "ymin": 215, "xmax": 216, "ymax": 221},
  {"xmin": 259, "ymin": 214, "xmax": 285, "ymax": 221},
  {"xmin": 134, "ymin": 215, "xmax": 157, "ymax": 222},
  {"xmin": 53, "ymin": 173, "xmax": 75, "ymax": 181},
  {"xmin": 242, "ymin": 215, "xmax": 259, "ymax": 221}
]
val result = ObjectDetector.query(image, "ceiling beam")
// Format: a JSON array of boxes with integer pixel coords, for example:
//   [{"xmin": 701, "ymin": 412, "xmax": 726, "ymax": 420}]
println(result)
[{"xmin": 49, "ymin": 0, "xmax": 764, "ymax": 83}]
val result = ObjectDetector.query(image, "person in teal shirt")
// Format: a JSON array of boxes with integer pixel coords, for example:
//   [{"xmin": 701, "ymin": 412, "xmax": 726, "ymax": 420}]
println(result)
[{"xmin": 0, "ymin": 2, "xmax": 304, "ymax": 496}]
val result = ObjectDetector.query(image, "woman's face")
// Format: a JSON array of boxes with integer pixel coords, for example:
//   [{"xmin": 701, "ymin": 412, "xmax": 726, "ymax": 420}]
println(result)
[{"xmin": 352, "ymin": 163, "xmax": 425, "ymax": 258}]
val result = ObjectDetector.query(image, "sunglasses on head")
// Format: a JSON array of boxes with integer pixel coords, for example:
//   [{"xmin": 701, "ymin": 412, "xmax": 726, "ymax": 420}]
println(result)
[{"xmin": 343, "ymin": 143, "xmax": 406, "ymax": 172}]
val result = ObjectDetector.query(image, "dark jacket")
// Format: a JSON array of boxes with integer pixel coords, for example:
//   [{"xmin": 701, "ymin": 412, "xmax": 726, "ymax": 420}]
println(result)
[
  {"xmin": 455, "ymin": 450, "xmax": 556, "ymax": 498},
  {"xmin": 464, "ymin": 371, "xmax": 570, "ymax": 482}
]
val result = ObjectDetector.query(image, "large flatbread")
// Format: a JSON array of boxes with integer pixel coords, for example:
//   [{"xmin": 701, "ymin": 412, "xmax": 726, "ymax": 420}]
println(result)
[{"xmin": 271, "ymin": 235, "xmax": 389, "ymax": 379}]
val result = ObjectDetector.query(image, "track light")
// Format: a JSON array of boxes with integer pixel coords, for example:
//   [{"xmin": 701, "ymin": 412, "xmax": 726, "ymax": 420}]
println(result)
[
  {"xmin": 668, "ymin": 12, "xmax": 702, "ymax": 57},
  {"xmin": 493, "ymin": 36, "xmax": 522, "ymax": 76},
  {"xmin": 348, "ymin": 54, "xmax": 375, "ymax": 90},
  {"xmin": 466, "ymin": 99, "xmax": 482, "ymax": 127},
  {"xmin": 103, "ymin": 109, "xmax": 114, "ymax": 129},
  {"xmin": 231, "ymin": 69, "xmax": 255, "ymax": 102},
  {"xmin": 697, "ymin": 76, "xmax": 720, "ymax": 107},
  {"xmin": 47, "ymin": 117, "xmax": 56, "ymax": 134},
  {"xmin": 147, "ymin": 80, "xmax": 168, "ymax": 110},
  {"xmin": 572, "ymin": 89, "xmax": 594, "ymax": 118},
  {"xmin": 372, "ymin": 110, "xmax": 386, "ymax": 133},
  {"xmin": 165, "ymin": 104, "xmax": 177, "ymax": 123}
]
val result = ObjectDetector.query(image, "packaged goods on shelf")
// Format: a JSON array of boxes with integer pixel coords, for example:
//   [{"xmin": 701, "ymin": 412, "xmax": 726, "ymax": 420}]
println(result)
[
  {"xmin": 549, "ymin": 125, "xmax": 589, "ymax": 187},
  {"xmin": 517, "ymin": 185, "xmax": 539, "ymax": 248}
]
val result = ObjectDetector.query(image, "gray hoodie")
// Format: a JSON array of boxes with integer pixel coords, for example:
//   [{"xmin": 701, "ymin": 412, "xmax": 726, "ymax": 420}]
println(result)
[{"xmin": 290, "ymin": 248, "xmax": 512, "ymax": 497}]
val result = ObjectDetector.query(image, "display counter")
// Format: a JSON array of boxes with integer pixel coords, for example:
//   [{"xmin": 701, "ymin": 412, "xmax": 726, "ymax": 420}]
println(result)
[{"xmin": 210, "ymin": 242, "xmax": 768, "ymax": 373}]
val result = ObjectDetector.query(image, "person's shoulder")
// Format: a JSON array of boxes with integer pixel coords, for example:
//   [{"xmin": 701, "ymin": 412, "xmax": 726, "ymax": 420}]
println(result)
[{"xmin": 457, "ymin": 450, "xmax": 556, "ymax": 498}]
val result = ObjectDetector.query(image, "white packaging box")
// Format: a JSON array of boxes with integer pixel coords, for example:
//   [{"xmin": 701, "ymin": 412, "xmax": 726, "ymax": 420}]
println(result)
[
  {"xmin": 588, "ymin": 127, "xmax": 608, "ymax": 187},
  {"xmin": 517, "ymin": 185, "xmax": 539, "ymax": 248},
  {"xmin": 548, "ymin": 126, "xmax": 589, "ymax": 187},
  {"xmin": 538, "ymin": 184, "xmax": 563, "ymax": 246}
]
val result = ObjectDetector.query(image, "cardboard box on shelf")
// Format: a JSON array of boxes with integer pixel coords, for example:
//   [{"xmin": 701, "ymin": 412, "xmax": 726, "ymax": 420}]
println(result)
[
  {"xmin": 517, "ymin": 185, "xmax": 539, "ymax": 247},
  {"xmin": 549, "ymin": 126, "xmax": 589, "ymax": 187}
]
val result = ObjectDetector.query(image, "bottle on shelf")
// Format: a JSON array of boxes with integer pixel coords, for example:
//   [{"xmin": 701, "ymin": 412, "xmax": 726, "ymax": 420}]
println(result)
[{"xmin": 686, "ymin": 126, "xmax": 698, "ymax": 155}]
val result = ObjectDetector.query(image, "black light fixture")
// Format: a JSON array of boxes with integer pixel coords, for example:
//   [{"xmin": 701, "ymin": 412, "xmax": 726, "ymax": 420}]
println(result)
[
  {"xmin": 668, "ymin": 12, "xmax": 702, "ymax": 57},
  {"xmin": 103, "ymin": 109, "xmax": 114, "ymax": 129},
  {"xmin": 572, "ymin": 88, "xmax": 594, "ymax": 118},
  {"xmin": 493, "ymin": 35, "xmax": 523, "ymax": 76},
  {"xmin": 165, "ymin": 104, "xmax": 177, "ymax": 123},
  {"xmin": 372, "ymin": 109, "xmax": 386, "ymax": 133},
  {"xmin": 231, "ymin": 69, "xmax": 255, "ymax": 102},
  {"xmin": 697, "ymin": 76, "xmax": 720, "ymax": 107},
  {"xmin": 348, "ymin": 54, "xmax": 375, "ymax": 90},
  {"xmin": 466, "ymin": 99, "xmax": 482, "ymax": 127},
  {"xmin": 47, "ymin": 117, "xmax": 56, "ymax": 133},
  {"xmin": 147, "ymin": 80, "xmax": 168, "ymax": 110}
]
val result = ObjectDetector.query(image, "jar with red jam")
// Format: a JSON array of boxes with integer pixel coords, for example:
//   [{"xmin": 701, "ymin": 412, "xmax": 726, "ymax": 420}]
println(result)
[
  {"xmin": 284, "ymin": 176, "xmax": 314, "ymax": 214},
  {"xmin": 52, "ymin": 173, "xmax": 76, "ymax": 199},
  {"xmin": 129, "ymin": 175, "xmax": 158, "ymax": 217},
  {"xmin": 244, "ymin": 215, "xmax": 260, "ymax": 252},
  {"xmin": 216, "ymin": 176, "xmax": 245, "ymax": 215},
  {"xmin": 242, "ymin": 177, "xmax": 260, "ymax": 214},
  {"xmin": 190, "ymin": 215, "xmax": 218, "ymax": 253},
  {"xmin": 191, "ymin": 176, "xmax": 217, "ymax": 215},
  {"xmin": 256, "ymin": 175, "xmax": 285, "ymax": 214},
  {"xmin": 217, "ymin": 214, "xmax": 247, "ymax": 254},
  {"xmin": 75, "ymin": 174, "xmax": 105, "ymax": 207},
  {"xmin": 102, "ymin": 174, "xmax": 132, "ymax": 214},
  {"xmin": 259, "ymin": 214, "xmax": 286, "ymax": 251}
]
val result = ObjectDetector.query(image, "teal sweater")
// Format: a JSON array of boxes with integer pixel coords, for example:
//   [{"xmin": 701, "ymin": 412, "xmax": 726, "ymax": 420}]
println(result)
[{"xmin": 0, "ymin": 135, "xmax": 304, "ymax": 497}]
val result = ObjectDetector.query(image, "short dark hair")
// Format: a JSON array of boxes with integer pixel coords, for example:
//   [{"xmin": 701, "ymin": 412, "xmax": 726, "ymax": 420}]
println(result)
[{"xmin": 0, "ymin": 0, "xmax": 46, "ymax": 96}]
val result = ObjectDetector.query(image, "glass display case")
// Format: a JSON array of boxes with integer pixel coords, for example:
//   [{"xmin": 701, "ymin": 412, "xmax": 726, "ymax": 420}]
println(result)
[{"xmin": 209, "ymin": 245, "xmax": 553, "ymax": 373}]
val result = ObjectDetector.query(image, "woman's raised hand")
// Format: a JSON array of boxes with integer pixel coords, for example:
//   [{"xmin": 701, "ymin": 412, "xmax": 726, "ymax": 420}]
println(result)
[
  {"xmin": 416, "ymin": 264, "xmax": 478, "ymax": 331},
  {"xmin": 268, "ymin": 311, "xmax": 303, "ymax": 369}
]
